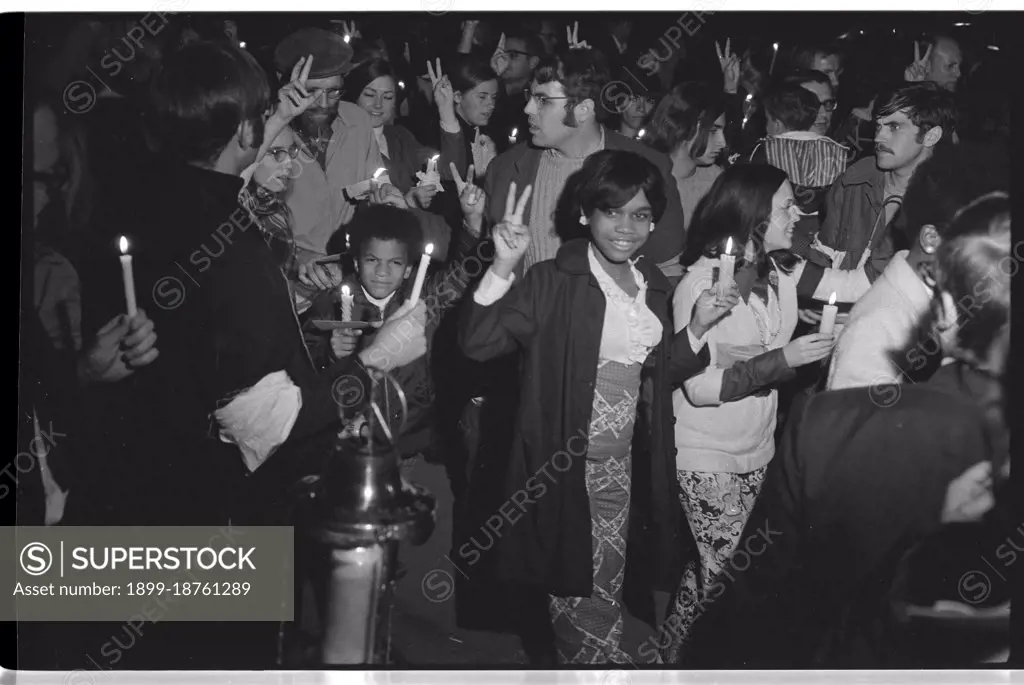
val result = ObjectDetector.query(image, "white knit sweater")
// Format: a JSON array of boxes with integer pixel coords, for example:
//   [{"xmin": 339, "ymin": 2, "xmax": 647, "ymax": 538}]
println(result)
[{"xmin": 672, "ymin": 257, "xmax": 802, "ymax": 474}]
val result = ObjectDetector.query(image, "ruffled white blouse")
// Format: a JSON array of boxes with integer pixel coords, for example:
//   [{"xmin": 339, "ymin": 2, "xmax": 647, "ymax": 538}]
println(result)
[{"xmin": 588, "ymin": 246, "xmax": 663, "ymax": 366}]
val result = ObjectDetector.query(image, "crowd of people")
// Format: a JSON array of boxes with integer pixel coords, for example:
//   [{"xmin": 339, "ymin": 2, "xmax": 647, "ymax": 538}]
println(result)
[{"xmin": 24, "ymin": 12, "xmax": 1011, "ymax": 670}]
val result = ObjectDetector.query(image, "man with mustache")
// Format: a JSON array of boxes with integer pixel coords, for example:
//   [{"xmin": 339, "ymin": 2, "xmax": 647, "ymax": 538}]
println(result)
[
  {"xmin": 814, "ymin": 82, "xmax": 956, "ymax": 282},
  {"xmin": 274, "ymin": 28, "xmax": 390, "ymax": 267}
]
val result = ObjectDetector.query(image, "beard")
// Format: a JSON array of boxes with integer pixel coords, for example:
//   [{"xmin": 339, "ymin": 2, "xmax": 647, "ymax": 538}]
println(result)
[{"xmin": 297, "ymin": 107, "xmax": 338, "ymax": 136}]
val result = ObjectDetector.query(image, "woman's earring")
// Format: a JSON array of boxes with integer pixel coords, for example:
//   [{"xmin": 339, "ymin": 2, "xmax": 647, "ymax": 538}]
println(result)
[
  {"xmin": 649, "ymin": 222, "xmax": 656, "ymax": 233},
  {"xmin": 579, "ymin": 213, "xmax": 589, "ymax": 226}
]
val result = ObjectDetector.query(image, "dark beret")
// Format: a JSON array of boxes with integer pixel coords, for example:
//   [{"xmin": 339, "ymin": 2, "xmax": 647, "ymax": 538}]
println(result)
[{"xmin": 274, "ymin": 28, "xmax": 354, "ymax": 79}]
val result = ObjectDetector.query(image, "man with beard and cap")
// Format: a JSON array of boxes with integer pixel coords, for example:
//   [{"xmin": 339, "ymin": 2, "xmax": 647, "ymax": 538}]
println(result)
[
  {"xmin": 274, "ymin": 27, "xmax": 392, "ymax": 267},
  {"xmin": 814, "ymin": 82, "xmax": 956, "ymax": 282}
]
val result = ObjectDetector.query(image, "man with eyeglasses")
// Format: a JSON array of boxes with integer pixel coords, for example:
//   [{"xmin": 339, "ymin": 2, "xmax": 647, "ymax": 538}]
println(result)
[
  {"xmin": 489, "ymin": 28, "xmax": 543, "ymax": 152},
  {"xmin": 782, "ymin": 70, "xmax": 837, "ymax": 138},
  {"xmin": 273, "ymin": 27, "xmax": 390, "ymax": 265}
]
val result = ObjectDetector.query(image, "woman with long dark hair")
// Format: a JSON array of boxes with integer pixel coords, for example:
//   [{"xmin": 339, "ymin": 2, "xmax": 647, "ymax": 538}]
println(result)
[
  {"xmin": 661, "ymin": 163, "xmax": 872, "ymax": 662},
  {"xmin": 684, "ymin": 191, "xmax": 1011, "ymax": 668},
  {"xmin": 342, "ymin": 56, "xmax": 466, "ymax": 209}
]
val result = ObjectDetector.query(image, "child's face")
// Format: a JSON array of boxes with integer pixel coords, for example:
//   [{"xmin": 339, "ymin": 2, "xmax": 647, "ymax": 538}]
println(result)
[{"xmin": 357, "ymin": 238, "xmax": 413, "ymax": 300}]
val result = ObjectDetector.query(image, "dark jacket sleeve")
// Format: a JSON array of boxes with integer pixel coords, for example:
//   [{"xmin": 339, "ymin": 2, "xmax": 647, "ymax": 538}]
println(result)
[
  {"xmin": 688, "ymin": 394, "xmax": 813, "ymax": 668},
  {"xmin": 817, "ymin": 179, "xmax": 845, "ymax": 249},
  {"xmin": 207, "ymin": 244, "xmax": 371, "ymax": 441},
  {"xmin": 458, "ymin": 266, "xmax": 541, "ymax": 362},
  {"xmin": 669, "ymin": 326, "xmax": 711, "ymax": 385},
  {"xmin": 719, "ymin": 348, "xmax": 796, "ymax": 402}
]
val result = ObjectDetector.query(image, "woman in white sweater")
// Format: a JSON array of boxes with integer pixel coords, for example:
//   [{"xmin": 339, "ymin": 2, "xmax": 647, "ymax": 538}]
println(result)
[{"xmin": 659, "ymin": 164, "xmax": 871, "ymax": 663}]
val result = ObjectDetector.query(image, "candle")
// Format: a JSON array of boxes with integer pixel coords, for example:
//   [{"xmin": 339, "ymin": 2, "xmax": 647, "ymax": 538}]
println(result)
[
  {"xmin": 371, "ymin": 166, "xmax": 386, "ymax": 189},
  {"xmin": 118, "ymin": 236, "xmax": 137, "ymax": 317},
  {"xmin": 417, "ymin": 155, "xmax": 441, "ymax": 191},
  {"xmin": 819, "ymin": 291, "xmax": 839, "ymax": 335},
  {"xmin": 508, "ymin": 127, "xmax": 518, "ymax": 145},
  {"xmin": 719, "ymin": 237, "xmax": 736, "ymax": 288},
  {"xmin": 321, "ymin": 545, "xmax": 384, "ymax": 664},
  {"xmin": 340, "ymin": 284, "xmax": 354, "ymax": 322},
  {"xmin": 770, "ymin": 42, "xmax": 779, "ymax": 75},
  {"xmin": 410, "ymin": 243, "xmax": 434, "ymax": 303}
]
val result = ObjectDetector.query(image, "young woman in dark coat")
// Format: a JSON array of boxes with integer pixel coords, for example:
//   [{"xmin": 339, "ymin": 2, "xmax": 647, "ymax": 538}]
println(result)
[{"xmin": 458, "ymin": 149, "xmax": 739, "ymax": 664}]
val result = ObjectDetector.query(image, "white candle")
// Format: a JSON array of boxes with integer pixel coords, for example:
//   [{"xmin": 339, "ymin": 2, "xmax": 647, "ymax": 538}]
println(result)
[
  {"xmin": 508, "ymin": 127, "xmax": 518, "ymax": 145},
  {"xmin": 719, "ymin": 237, "xmax": 736, "ymax": 288},
  {"xmin": 118, "ymin": 235, "xmax": 137, "ymax": 317},
  {"xmin": 410, "ymin": 243, "xmax": 434, "ymax": 303},
  {"xmin": 321, "ymin": 545, "xmax": 384, "ymax": 664},
  {"xmin": 770, "ymin": 42, "xmax": 779, "ymax": 75},
  {"xmin": 820, "ymin": 291, "xmax": 839, "ymax": 335},
  {"xmin": 418, "ymin": 155, "xmax": 441, "ymax": 189},
  {"xmin": 340, "ymin": 284, "xmax": 354, "ymax": 322},
  {"xmin": 371, "ymin": 167, "xmax": 386, "ymax": 188}
]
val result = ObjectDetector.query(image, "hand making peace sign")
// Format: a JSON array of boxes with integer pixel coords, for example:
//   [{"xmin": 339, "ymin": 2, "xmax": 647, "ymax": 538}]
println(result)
[
  {"xmin": 490, "ymin": 33, "xmax": 511, "ymax": 78},
  {"xmin": 566, "ymin": 21, "xmax": 591, "ymax": 50},
  {"xmin": 276, "ymin": 54, "xmax": 318, "ymax": 122},
  {"xmin": 340, "ymin": 20, "xmax": 361, "ymax": 41},
  {"xmin": 905, "ymin": 41, "xmax": 933, "ymax": 82},
  {"xmin": 450, "ymin": 162, "xmax": 485, "ymax": 232},
  {"xmin": 426, "ymin": 58, "xmax": 455, "ymax": 115},
  {"xmin": 492, "ymin": 182, "xmax": 533, "ymax": 272},
  {"xmin": 715, "ymin": 38, "xmax": 741, "ymax": 94}
]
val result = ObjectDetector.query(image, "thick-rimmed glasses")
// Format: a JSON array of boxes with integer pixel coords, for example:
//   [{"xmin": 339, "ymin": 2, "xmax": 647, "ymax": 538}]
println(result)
[
  {"xmin": 523, "ymin": 88, "xmax": 570, "ymax": 108},
  {"xmin": 310, "ymin": 87, "xmax": 344, "ymax": 101},
  {"xmin": 268, "ymin": 144, "xmax": 301, "ymax": 163}
]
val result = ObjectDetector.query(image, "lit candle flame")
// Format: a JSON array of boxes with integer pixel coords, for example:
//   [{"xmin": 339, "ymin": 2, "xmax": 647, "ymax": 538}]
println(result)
[
  {"xmin": 398, "ymin": 80, "xmax": 405, "ymax": 89},
  {"xmin": 828, "ymin": 291, "xmax": 837, "ymax": 306},
  {"xmin": 238, "ymin": 41, "xmax": 246, "ymax": 49},
  {"xmin": 372, "ymin": 167, "xmax": 386, "ymax": 180},
  {"xmin": 725, "ymin": 237, "xmax": 733, "ymax": 255},
  {"xmin": 429, "ymin": 154, "xmax": 440, "ymax": 163},
  {"xmin": 637, "ymin": 128, "xmax": 646, "ymax": 139},
  {"xmin": 773, "ymin": 42, "xmax": 779, "ymax": 50},
  {"xmin": 425, "ymin": 242, "xmax": 435, "ymax": 256},
  {"xmin": 342, "ymin": 284, "xmax": 351, "ymax": 297},
  {"xmin": 343, "ymin": 34, "xmax": 351, "ymax": 44},
  {"xmin": 511, "ymin": 127, "xmax": 518, "ymax": 137},
  {"xmin": 119, "ymin": 236, "xmax": 129, "ymax": 254}
]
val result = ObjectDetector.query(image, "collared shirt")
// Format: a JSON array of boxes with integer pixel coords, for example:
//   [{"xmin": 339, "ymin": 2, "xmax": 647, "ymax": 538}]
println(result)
[
  {"xmin": 362, "ymin": 284, "xmax": 397, "ymax": 316},
  {"xmin": 587, "ymin": 245, "xmax": 662, "ymax": 365},
  {"xmin": 285, "ymin": 101, "xmax": 385, "ymax": 256},
  {"xmin": 827, "ymin": 250, "xmax": 933, "ymax": 390}
]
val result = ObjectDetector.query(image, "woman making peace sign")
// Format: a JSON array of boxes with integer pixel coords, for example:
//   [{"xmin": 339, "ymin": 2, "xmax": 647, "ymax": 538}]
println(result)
[{"xmin": 458, "ymin": 149, "xmax": 739, "ymax": 664}]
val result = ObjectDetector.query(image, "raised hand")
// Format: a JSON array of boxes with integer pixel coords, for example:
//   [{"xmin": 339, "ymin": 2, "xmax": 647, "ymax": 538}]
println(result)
[
  {"xmin": 490, "ymin": 32, "xmax": 510, "ymax": 77},
  {"xmin": 370, "ymin": 182, "xmax": 410, "ymax": 209},
  {"xmin": 276, "ymin": 54, "xmax": 317, "ymax": 122},
  {"xmin": 426, "ymin": 58, "xmax": 456, "ymax": 116},
  {"xmin": 340, "ymin": 20, "xmax": 361, "ymax": 41},
  {"xmin": 451, "ymin": 162, "xmax": 485, "ymax": 233},
  {"xmin": 904, "ymin": 41, "xmax": 933, "ymax": 82},
  {"xmin": 406, "ymin": 183, "xmax": 439, "ymax": 209},
  {"xmin": 715, "ymin": 38, "xmax": 741, "ymax": 94},
  {"xmin": 470, "ymin": 129, "xmax": 497, "ymax": 174},
  {"xmin": 492, "ymin": 181, "xmax": 533, "ymax": 276},
  {"xmin": 566, "ymin": 21, "xmax": 591, "ymax": 50},
  {"xmin": 298, "ymin": 261, "xmax": 345, "ymax": 291}
]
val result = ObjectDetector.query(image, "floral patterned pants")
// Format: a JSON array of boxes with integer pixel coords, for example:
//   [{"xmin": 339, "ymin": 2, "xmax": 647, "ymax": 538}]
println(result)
[{"xmin": 658, "ymin": 466, "xmax": 769, "ymax": 665}]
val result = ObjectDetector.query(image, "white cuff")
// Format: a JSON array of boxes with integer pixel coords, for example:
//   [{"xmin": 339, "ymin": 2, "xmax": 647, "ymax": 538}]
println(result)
[
  {"xmin": 215, "ymin": 370, "xmax": 302, "ymax": 473},
  {"xmin": 687, "ymin": 326, "xmax": 707, "ymax": 355},
  {"xmin": 440, "ymin": 120, "xmax": 461, "ymax": 134},
  {"xmin": 473, "ymin": 267, "xmax": 515, "ymax": 306}
]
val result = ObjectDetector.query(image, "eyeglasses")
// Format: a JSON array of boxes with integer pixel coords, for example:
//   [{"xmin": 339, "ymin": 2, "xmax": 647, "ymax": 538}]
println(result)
[
  {"xmin": 507, "ymin": 50, "xmax": 534, "ymax": 60},
  {"xmin": 309, "ymin": 87, "xmax": 344, "ymax": 100},
  {"xmin": 523, "ymin": 88, "xmax": 570, "ymax": 108},
  {"xmin": 820, "ymin": 99, "xmax": 838, "ymax": 112},
  {"xmin": 268, "ymin": 144, "xmax": 301, "ymax": 163}
]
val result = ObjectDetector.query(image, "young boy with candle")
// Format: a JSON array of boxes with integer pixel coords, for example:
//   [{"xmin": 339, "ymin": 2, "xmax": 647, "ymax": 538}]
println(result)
[{"xmin": 305, "ymin": 204, "xmax": 480, "ymax": 458}]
